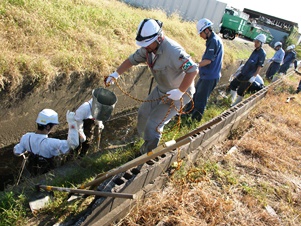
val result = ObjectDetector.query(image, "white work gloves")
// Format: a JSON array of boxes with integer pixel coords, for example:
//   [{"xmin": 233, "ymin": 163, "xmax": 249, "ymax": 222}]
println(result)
[
  {"xmin": 248, "ymin": 76, "xmax": 256, "ymax": 83},
  {"xmin": 66, "ymin": 110, "xmax": 76, "ymax": 126},
  {"xmin": 166, "ymin": 88, "xmax": 184, "ymax": 101},
  {"xmin": 76, "ymin": 121, "xmax": 86, "ymax": 143},
  {"xmin": 95, "ymin": 120, "xmax": 104, "ymax": 130},
  {"xmin": 66, "ymin": 110, "xmax": 79, "ymax": 150},
  {"xmin": 77, "ymin": 120, "xmax": 104, "ymax": 143},
  {"xmin": 79, "ymin": 130, "xmax": 86, "ymax": 143},
  {"xmin": 105, "ymin": 71, "xmax": 119, "ymax": 86}
]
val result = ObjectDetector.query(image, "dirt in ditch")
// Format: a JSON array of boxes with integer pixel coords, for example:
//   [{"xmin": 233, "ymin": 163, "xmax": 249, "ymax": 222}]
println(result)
[{"xmin": 0, "ymin": 72, "xmax": 140, "ymax": 191}]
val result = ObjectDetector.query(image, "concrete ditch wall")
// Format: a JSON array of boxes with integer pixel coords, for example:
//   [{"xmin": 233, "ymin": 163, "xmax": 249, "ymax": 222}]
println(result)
[{"xmin": 80, "ymin": 77, "xmax": 284, "ymax": 225}]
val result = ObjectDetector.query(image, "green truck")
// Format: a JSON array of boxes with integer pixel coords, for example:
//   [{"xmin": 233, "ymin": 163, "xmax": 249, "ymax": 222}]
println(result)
[
  {"xmin": 220, "ymin": 12, "xmax": 273, "ymax": 44},
  {"xmin": 220, "ymin": 13, "xmax": 247, "ymax": 40}
]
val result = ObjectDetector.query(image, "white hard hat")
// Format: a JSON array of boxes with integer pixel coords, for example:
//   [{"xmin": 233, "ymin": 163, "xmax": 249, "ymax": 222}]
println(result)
[
  {"xmin": 286, "ymin": 45, "xmax": 293, "ymax": 51},
  {"xmin": 274, "ymin": 41, "xmax": 282, "ymax": 48},
  {"xmin": 135, "ymin": 18, "xmax": 162, "ymax": 47},
  {"xmin": 291, "ymin": 44, "xmax": 295, "ymax": 49},
  {"xmin": 196, "ymin": 18, "xmax": 213, "ymax": 34},
  {"xmin": 36, "ymin": 109, "xmax": 59, "ymax": 125},
  {"xmin": 254, "ymin": 34, "xmax": 266, "ymax": 44}
]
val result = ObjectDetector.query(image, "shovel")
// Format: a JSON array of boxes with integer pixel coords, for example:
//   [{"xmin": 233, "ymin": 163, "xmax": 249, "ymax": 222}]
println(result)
[
  {"xmin": 36, "ymin": 184, "xmax": 135, "ymax": 199},
  {"xmin": 29, "ymin": 184, "xmax": 136, "ymax": 212}
]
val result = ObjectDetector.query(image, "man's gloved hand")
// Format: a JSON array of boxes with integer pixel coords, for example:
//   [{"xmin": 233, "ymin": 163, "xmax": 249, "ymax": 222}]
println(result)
[
  {"xmin": 166, "ymin": 88, "xmax": 184, "ymax": 101},
  {"xmin": 248, "ymin": 76, "xmax": 256, "ymax": 83},
  {"xmin": 20, "ymin": 152, "xmax": 28, "ymax": 159},
  {"xmin": 79, "ymin": 130, "xmax": 86, "ymax": 143},
  {"xmin": 95, "ymin": 120, "xmax": 104, "ymax": 130},
  {"xmin": 105, "ymin": 71, "xmax": 119, "ymax": 86}
]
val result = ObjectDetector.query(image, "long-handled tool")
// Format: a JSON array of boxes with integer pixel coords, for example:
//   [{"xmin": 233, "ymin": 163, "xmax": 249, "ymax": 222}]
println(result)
[
  {"xmin": 78, "ymin": 137, "xmax": 192, "ymax": 190},
  {"xmin": 16, "ymin": 153, "xmax": 28, "ymax": 185},
  {"xmin": 36, "ymin": 184, "xmax": 135, "ymax": 199}
]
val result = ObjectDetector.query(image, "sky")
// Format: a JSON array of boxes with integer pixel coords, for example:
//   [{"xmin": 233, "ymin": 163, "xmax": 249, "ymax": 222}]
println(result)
[{"xmin": 220, "ymin": 0, "xmax": 301, "ymax": 32}]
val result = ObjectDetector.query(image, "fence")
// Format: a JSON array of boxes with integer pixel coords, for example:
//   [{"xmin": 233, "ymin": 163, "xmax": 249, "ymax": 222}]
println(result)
[{"xmin": 120, "ymin": 0, "xmax": 227, "ymax": 32}]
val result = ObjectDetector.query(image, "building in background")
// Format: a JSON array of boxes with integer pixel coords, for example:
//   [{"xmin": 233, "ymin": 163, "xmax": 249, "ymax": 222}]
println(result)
[
  {"xmin": 120, "ymin": 0, "xmax": 227, "ymax": 33},
  {"xmin": 119, "ymin": 0, "xmax": 300, "ymax": 46},
  {"xmin": 220, "ymin": 7, "xmax": 274, "ymax": 44},
  {"xmin": 243, "ymin": 8, "xmax": 300, "ymax": 46}
]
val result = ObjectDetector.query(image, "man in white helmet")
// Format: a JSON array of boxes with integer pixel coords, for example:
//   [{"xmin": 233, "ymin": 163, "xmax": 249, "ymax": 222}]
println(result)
[
  {"xmin": 279, "ymin": 45, "xmax": 297, "ymax": 75},
  {"xmin": 73, "ymin": 97, "xmax": 104, "ymax": 158},
  {"xmin": 183, "ymin": 18, "xmax": 224, "ymax": 122},
  {"xmin": 265, "ymin": 41, "xmax": 285, "ymax": 81},
  {"xmin": 105, "ymin": 18, "xmax": 198, "ymax": 155},
  {"xmin": 229, "ymin": 34, "xmax": 266, "ymax": 106},
  {"xmin": 13, "ymin": 109, "xmax": 79, "ymax": 175}
]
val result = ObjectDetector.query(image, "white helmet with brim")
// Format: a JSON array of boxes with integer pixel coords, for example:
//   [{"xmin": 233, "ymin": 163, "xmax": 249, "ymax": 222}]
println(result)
[
  {"xmin": 254, "ymin": 34, "xmax": 266, "ymax": 44},
  {"xmin": 196, "ymin": 18, "xmax": 214, "ymax": 34},
  {"xmin": 135, "ymin": 18, "xmax": 163, "ymax": 47},
  {"xmin": 274, "ymin": 41, "xmax": 282, "ymax": 48},
  {"xmin": 36, "ymin": 109, "xmax": 59, "ymax": 125},
  {"xmin": 286, "ymin": 45, "xmax": 293, "ymax": 51}
]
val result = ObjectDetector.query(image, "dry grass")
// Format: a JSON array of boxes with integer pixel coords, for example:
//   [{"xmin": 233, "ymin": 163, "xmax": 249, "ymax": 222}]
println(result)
[
  {"xmin": 0, "ymin": 0, "xmax": 275, "ymax": 97},
  {"xmin": 116, "ymin": 74, "xmax": 301, "ymax": 226},
  {"xmin": 0, "ymin": 0, "xmax": 199, "ymax": 93}
]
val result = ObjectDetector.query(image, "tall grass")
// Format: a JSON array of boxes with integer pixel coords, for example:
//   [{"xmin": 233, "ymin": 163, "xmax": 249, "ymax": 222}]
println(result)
[{"xmin": 0, "ymin": 0, "xmax": 268, "ymax": 94}]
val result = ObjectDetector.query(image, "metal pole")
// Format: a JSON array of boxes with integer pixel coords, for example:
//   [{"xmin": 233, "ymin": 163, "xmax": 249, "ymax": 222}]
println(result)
[{"xmin": 37, "ymin": 184, "xmax": 135, "ymax": 199}]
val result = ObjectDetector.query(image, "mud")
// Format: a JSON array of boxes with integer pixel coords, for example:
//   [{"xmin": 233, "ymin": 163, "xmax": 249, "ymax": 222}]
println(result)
[{"xmin": 0, "ymin": 66, "xmax": 152, "ymax": 190}]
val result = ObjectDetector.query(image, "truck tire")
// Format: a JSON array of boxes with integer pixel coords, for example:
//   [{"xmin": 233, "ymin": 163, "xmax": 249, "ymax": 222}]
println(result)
[
  {"xmin": 229, "ymin": 34, "xmax": 235, "ymax": 40},
  {"xmin": 222, "ymin": 29, "xmax": 231, "ymax": 39}
]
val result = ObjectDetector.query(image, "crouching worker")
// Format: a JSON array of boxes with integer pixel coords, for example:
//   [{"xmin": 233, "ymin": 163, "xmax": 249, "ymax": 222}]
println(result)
[
  {"xmin": 13, "ymin": 109, "xmax": 79, "ymax": 176},
  {"xmin": 229, "ymin": 34, "xmax": 266, "ymax": 106},
  {"xmin": 73, "ymin": 98, "xmax": 104, "ymax": 158}
]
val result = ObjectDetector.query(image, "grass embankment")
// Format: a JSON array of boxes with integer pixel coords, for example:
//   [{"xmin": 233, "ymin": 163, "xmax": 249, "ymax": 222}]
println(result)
[
  {"xmin": 0, "ymin": 0, "xmax": 274, "ymax": 96},
  {"xmin": 119, "ymin": 74, "xmax": 301, "ymax": 226},
  {"xmin": 0, "ymin": 0, "xmax": 279, "ymax": 225}
]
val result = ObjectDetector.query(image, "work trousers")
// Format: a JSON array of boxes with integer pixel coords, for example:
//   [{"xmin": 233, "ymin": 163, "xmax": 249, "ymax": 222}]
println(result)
[
  {"xmin": 75, "ymin": 119, "xmax": 96, "ymax": 157},
  {"xmin": 278, "ymin": 62, "xmax": 291, "ymax": 74},
  {"xmin": 248, "ymin": 82, "xmax": 264, "ymax": 93},
  {"xmin": 191, "ymin": 78, "xmax": 219, "ymax": 117},
  {"xmin": 138, "ymin": 86, "xmax": 192, "ymax": 154},
  {"xmin": 27, "ymin": 154, "xmax": 55, "ymax": 176},
  {"xmin": 229, "ymin": 75, "xmax": 252, "ymax": 96},
  {"xmin": 266, "ymin": 62, "xmax": 280, "ymax": 80}
]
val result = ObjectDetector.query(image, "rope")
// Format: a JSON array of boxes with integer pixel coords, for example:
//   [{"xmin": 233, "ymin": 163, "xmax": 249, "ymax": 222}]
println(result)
[
  {"xmin": 106, "ymin": 76, "xmax": 195, "ymax": 174},
  {"xmin": 105, "ymin": 76, "xmax": 194, "ymax": 140}
]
